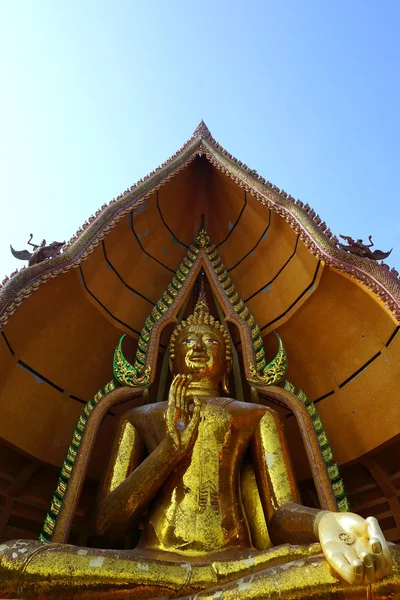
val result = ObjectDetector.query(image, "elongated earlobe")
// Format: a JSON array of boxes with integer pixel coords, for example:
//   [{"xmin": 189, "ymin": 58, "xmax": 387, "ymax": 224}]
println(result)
[{"xmin": 222, "ymin": 373, "xmax": 230, "ymax": 395}]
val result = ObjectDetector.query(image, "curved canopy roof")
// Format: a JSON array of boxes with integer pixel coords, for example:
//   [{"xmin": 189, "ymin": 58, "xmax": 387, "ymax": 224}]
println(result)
[{"xmin": 0, "ymin": 121, "xmax": 399, "ymax": 544}]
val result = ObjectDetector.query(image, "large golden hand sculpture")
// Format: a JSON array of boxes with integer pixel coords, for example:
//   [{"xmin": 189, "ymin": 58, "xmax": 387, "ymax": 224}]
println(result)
[{"xmin": 317, "ymin": 511, "xmax": 392, "ymax": 584}]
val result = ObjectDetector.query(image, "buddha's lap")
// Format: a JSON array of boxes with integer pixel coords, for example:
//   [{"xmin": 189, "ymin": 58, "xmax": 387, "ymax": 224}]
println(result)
[
  {"xmin": 177, "ymin": 546, "xmax": 400, "ymax": 599},
  {"xmin": 1, "ymin": 540, "xmax": 400, "ymax": 599}
]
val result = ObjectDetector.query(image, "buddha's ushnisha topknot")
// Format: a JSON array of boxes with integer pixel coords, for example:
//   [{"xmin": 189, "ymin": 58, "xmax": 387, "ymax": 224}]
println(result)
[{"xmin": 169, "ymin": 281, "xmax": 232, "ymax": 369}]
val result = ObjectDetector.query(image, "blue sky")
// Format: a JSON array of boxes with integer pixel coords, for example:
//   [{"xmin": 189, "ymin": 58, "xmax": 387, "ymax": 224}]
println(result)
[{"xmin": 1, "ymin": 0, "xmax": 399, "ymax": 278}]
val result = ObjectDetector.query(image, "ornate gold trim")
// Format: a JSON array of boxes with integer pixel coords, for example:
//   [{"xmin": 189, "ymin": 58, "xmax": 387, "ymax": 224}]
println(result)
[
  {"xmin": 1, "ymin": 123, "xmax": 399, "ymax": 329},
  {"xmin": 110, "ymin": 227, "xmax": 287, "ymax": 389},
  {"xmin": 283, "ymin": 380, "xmax": 349, "ymax": 513},
  {"xmin": 249, "ymin": 333, "xmax": 287, "ymax": 386}
]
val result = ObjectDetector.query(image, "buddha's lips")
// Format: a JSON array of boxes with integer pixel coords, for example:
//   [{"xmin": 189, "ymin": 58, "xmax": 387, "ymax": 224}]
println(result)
[{"xmin": 184, "ymin": 352, "xmax": 212, "ymax": 371}]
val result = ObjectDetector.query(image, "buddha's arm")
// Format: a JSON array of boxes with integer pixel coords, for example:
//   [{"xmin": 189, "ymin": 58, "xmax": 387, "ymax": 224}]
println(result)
[
  {"xmin": 251, "ymin": 408, "xmax": 392, "ymax": 585},
  {"xmin": 98, "ymin": 416, "xmax": 145, "ymax": 507},
  {"xmin": 95, "ymin": 419, "xmax": 181, "ymax": 536},
  {"xmin": 251, "ymin": 407, "xmax": 320, "ymax": 545},
  {"xmin": 96, "ymin": 374, "xmax": 200, "ymax": 536}
]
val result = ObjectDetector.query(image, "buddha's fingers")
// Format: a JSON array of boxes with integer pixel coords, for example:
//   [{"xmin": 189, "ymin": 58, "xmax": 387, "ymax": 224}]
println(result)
[
  {"xmin": 166, "ymin": 375, "xmax": 181, "ymax": 447},
  {"xmin": 184, "ymin": 397, "xmax": 201, "ymax": 438},
  {"xmin": 360, "ymin": 551, "xmax": 376, "ymax": 584},
  {"xmin": 365, "ymin": 516, "xmax": 385, "ymax": 545},
  {"xmin": 183, "ymin": 380, "xmax": 193, "ymax": 416},
  {"xmin": 343, "ymin": 547, "xmax": 363, "ymax": 575},
  {"xmin": 328, "ymin": 551, "xmax": 364, "ymax": 585},
  {"xmin": 366, "ymin": 517, "xmax": 392, "ymax": 577},
  {"xmin": 351, "ymin": 533, "xmax": 376, "ymax": 585},
  {"xmin": 369, "ymin": 538, "xmax": 388, "ymax": 580},
  {"xmin": 167, "ymin": 375, "xmax": 179, "ymax": 410},
  {"xmin": 180, "ymin": 375, "xmax": 192, "ymax": 421},
  {"xmin": 175, "ymin": 375, "xmax": 185, "ymax": 411},
  {"xmin": 183, "ymin": 393, "xmax": 190, "ymax": 415}
]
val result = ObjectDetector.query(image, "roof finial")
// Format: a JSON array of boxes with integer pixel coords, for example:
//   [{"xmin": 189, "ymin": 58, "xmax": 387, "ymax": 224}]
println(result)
[{"xmin": 193, "ymin": 120, "xmax": 212, "ymax": 139}]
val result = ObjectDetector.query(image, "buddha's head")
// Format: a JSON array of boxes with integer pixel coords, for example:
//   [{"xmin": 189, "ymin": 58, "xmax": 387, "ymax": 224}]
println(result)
[{"xmin": 169, "ymin": 287, "xmax": 232, "ymax": 396}]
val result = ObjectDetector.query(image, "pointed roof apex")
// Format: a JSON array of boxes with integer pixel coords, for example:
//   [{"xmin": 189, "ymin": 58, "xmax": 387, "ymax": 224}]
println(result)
[{"xmin": 193, "ymin": 120, "xmax": 212, "ymax": 139}]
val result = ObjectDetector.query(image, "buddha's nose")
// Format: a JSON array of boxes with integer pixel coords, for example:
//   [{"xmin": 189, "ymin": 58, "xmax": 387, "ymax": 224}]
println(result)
[{"xmin": 194, "ymin": 338, "xmax": 203, "ymax": 351}]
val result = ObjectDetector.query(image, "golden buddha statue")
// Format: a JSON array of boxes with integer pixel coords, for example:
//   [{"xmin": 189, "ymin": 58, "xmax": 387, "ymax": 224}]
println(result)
[{"xmin": 0, "ymin": 291, "xmax": 399, "ymax": 600}]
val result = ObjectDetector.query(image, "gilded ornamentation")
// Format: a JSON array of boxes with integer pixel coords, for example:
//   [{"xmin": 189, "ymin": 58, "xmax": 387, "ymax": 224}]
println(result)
[
  {"xmin": 38, "ymin": 221, "xmax": 347, "ymax": 551},
  {"xmin": 249, "ymin": 332, "xmax": 288, "ymax": 386},
  {"xmin": 194, "ymin": 226, "xmax": 283, "ymax": 378},
  {"xmin": 113, "ymin": 334, "xmax": 151, "ymax": 387},
  {"xmin": 283, "ymin": 379, "xmax": 350, "ymax": 513},
  {"xmin": 1, "ymin": 122, "xmax": 400, "ymax": 333},
  {"xmin": 1, "ymin": 122, "xmax": 399, "ymax": 597},
  {"xmin": 112, "ymin": 243, "xmax": 201, "ymax": 383},
  {"xmin": 2, "ymin": 297, "xmax": 399, "ymax": 598},
  {"xmin": 39, "ymin": 379, "xmax": 117, "ymax": 543},
  {"xmin": 168, "ymin": 283, "xmax": 232, "ymax": 372},
  {"xmin": 107, "ymin": 224, "xmax": 284, "ymax": 391},
  {"xmin": 338, "ymin": 531, "xmax": 356, "ymax": 545}
]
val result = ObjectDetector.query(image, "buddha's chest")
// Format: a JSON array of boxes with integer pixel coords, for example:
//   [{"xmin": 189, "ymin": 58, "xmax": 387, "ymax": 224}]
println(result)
[
  {"xmin": 189, "ymin": 400, "xmax": 245, "ymax": 470},
  {"xmin": 144, "ymin": 400, "xmax": 256, "ymax": 553},
  {"xmin": 138, "ymin": 398, "xmax": 258, "ymax": 456},
  {"xmin": 180, "ymin": 403, "xmax": 242, "ymax": 513}
]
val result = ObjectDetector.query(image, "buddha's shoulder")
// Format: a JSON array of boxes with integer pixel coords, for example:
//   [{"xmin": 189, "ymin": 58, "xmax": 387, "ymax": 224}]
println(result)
[
  {"xmin": 120, "ymin": 398, "xmax": 272, "ymax": 424},
  {"xmin": 120, "ymin": 401, "xmax": 166, "ymax": 424},
  {"xmin": 213, "ymin": 399, "xmax": 282, "ymax": 426},
  {"xmin": 208, "ymin": 397, "xmax": 268, "ymax": 418}
]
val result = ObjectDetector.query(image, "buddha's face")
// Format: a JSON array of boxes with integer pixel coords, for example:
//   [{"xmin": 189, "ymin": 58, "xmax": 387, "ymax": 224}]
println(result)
[{"xmin": 172, "ymin": 324, "xmax": 227, "ymax": 385}]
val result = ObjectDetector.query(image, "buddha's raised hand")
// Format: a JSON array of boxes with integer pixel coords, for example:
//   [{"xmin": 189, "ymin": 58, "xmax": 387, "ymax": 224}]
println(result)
[
  {"xmin": 317, "ymin": 511, "xmax": 392, "ymax": 584},
  {"xmin": 165, "ymin": 374, "xmax": 201, "ymax": 455}
]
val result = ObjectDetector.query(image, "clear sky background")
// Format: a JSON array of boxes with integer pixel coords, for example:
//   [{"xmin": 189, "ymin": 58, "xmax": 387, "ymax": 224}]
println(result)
[{"xmin": 0, "ymin": 1, "xmax": 399, "ymax": 279}]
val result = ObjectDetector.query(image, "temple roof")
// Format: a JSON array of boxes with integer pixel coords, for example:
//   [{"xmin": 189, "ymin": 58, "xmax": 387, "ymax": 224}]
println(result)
[
  {"xmin": 1, "ymin": 121, "xmax": 399, "ymax": 325},
  {"xmin": 0, "ymin": 122, "xmax": 400, "ymax": 545}
]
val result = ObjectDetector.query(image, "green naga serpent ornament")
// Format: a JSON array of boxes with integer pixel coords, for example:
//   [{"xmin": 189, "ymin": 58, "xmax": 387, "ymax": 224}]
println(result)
[
  {"xmin": 113, "ymin": 335, "xmax": 152, "ymax": 387},
  {"xmin": 114, "ymin": 331, "xmax": 288, "ymax": 390},
  {"xmin": 248, "ymin": 332, "xmax": 288, "ymax": 385}
]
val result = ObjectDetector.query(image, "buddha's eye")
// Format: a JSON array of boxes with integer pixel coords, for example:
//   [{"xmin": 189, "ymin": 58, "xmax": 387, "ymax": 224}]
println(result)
[
  {"xmin": 204, "ymin": 338, "xmax": 219, "ymax": 345},
  {"xmin": 182, "ymin": 339, "xmax": 195, "ymax": 345}
]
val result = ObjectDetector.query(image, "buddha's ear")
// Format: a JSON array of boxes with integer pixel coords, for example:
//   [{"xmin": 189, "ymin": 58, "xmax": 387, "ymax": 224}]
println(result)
[
  {"xmin": 222, "ymin": 373, "xmax": 230, "ymax": 395},
  {"xmin": 169, "ymin": 356, "xmax": 174, "ymax": 373}
]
